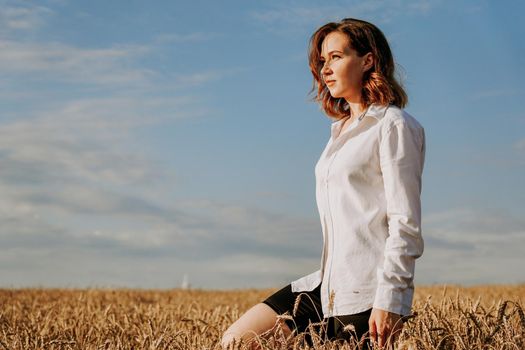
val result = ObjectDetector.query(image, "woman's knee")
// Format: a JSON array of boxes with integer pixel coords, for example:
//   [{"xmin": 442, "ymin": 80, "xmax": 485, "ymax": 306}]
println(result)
[{"xmin": 220, "ymin": 302, "xmax": 290, "ymax": 349}]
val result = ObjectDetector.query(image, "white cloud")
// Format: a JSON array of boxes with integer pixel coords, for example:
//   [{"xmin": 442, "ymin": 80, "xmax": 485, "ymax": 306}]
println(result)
[
  {"xmin": 418, "ymin": 232, "xmax": 525, "ymax": 285},
  {"xmin": 0, "ymin": 1, "xmax": 245, "ymax": 98},
  {"xmin": 424, "ymin": 206, "xmax": 525, "ymax": 237},
  {"xmin": 0, "ymin": 37, "xmax": 246, "ymax": 97},
  {"xmin": 152, "ymin": 32, "xmax": 222, "ymax": 44},
  {"xmin": 470, "ymin": 88, "xmax": 523, "ymax": 100},
  {"xmin": 5, "ymin": 200, "xmax": 525, "ymax": 288},
  {"xmin": 248, "ymin": 0, "xmax": 443, "ymax": 33},
  {"xmin": 0, "ymin": 90, "xmax": 321, "ymax": 289},
  {"xmin": 0, "ymin": 96, "xmax": 205, "ymax": 186},
  {"xmin": 0, "ymin": 3, "xmax": 53, "ymax": 33},
  {"xmin": 0, "ymin": 1, "xmax": 281, "ymax": 290},
  {"xmin": 417, "ymin": 206, "xmax": 525, "ymax": 285},
  {"xmin": 0, "ymin": 1, "xmax": 303, "ymax": 290},
  {"xmin": 514, "ymin": 138, "xmax": 525, "ymax": 151},
  {"xmin": 0, "ymin": 39, "xmax": 155, "ymax": 86},
  {"xmin": 173, "ymin": 67, "xmax": 251, "ymax": 86},
  {"xmin": 0, "ymin": 187, "xmax": 323, "ymax": 288},
  {"xmin": 407, "ymin": 0, "xmax": 435, "ymax": 14}
]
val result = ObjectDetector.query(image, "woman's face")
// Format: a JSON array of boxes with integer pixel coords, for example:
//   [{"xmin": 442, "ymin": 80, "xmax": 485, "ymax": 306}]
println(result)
[{"xmin": 320, "ymin": 31, "xmax": 372, "ymax": 102}]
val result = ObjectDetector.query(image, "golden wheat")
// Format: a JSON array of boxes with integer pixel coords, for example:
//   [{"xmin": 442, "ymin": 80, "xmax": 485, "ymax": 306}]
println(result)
[{"xmin": 0, "ymin": 284, "xmax": 523, "ymax": 349}]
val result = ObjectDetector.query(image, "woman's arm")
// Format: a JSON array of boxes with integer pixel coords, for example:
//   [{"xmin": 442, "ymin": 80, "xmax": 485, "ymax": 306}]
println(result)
[{"xmin": 370, "ymin": 117, "xmax": 426, "ymax": 347}]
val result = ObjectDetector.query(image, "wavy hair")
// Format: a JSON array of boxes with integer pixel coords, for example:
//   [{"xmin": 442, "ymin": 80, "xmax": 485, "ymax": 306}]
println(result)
[{"xmin": 308, "ymin": 18, "xmax": 408, "ymax": 119}]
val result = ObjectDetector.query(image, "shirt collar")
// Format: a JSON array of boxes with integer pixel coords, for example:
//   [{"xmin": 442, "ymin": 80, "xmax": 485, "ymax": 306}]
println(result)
[
  {"xmin": 363, "ymin": 103, "xmax": 389, "ymax": 121},
  {"xmin": 330, "ymin": 103, "xmax": 390, "ymax": 136}
]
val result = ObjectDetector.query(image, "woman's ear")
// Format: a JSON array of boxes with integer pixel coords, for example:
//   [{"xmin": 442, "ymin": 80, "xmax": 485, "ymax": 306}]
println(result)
[{"xmin": 362, "ymin": 52, "xmax": 374, "ymax": 73}]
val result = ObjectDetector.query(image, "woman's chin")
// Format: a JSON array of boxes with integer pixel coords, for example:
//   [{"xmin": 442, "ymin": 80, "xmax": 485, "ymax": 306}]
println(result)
[{"xmin": 327, "ymin": 87, "xmax": 344, "ymax": 98}]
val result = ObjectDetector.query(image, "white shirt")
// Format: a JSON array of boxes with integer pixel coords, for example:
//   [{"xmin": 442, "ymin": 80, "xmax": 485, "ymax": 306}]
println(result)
[{"xmin": 291, "ymin": 103, "xmax": 426, "ymax": 317}]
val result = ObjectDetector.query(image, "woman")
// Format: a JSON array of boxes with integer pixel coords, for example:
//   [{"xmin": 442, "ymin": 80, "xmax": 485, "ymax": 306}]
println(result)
[{"xmin": 221, "ymin": 18, "xmax": 425, "ymax": 349}]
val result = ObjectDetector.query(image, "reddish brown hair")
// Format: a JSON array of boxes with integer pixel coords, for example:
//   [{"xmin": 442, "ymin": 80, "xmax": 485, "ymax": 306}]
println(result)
[{"xmin": 308, "ymin": 18, "xmax": 408, "ymax": 119}]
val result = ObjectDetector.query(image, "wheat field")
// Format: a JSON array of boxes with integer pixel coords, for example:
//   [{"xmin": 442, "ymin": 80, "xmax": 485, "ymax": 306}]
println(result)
[{"xmin": 0, "ymin": 284, "xmax": 524, "ymax": 349}]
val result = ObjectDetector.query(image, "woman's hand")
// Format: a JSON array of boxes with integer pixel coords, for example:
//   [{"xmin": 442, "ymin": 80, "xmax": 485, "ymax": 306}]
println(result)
[{"xmin": 368, "ymin": 308, "xmax": 403, "ymax": 348}]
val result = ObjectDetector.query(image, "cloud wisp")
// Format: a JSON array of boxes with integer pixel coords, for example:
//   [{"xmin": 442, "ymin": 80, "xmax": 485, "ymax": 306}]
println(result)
[
  {"xmin": 1, "ymin": 1, "xmax": 310, "ymax": 289},
  {"xmin": 0, "ymin": 2, "xmax": 53, "ymax": 33},
  {"xmin": 418, "ymin": 206, "xmax": 525, "ymax": 285},
  {"xmin": 248, "ymin": 0, "xmax": 443, "ymax": 34}
]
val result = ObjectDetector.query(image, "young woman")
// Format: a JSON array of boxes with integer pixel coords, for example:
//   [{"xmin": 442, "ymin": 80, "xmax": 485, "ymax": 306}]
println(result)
[{"xmin": 221, "ymin": 18, "xmax": 425, "ymax": 349}]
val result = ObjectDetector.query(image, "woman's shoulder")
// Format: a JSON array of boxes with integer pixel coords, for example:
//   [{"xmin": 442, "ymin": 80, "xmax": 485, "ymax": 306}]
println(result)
[{"xmin": 381, "ymin": 104, "xmax": 424, "ymax": 132}]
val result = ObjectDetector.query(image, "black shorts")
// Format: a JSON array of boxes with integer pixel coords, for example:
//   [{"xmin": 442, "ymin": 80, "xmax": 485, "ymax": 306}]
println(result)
[{"xmin": 262, "ymin": 282, "xmax": 373, "ymax": 345}]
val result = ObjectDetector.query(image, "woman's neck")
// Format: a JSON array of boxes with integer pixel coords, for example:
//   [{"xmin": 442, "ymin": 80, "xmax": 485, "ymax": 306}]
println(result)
[{"xmin": 346, "ymin": 101, "xmax": 365, "ymax": 117}]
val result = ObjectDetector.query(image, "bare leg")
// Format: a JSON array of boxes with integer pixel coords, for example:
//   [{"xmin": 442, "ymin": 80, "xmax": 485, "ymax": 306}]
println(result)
[{"xmin": 221, "ymin": 302, "xmax": 292, "ymax": 349}]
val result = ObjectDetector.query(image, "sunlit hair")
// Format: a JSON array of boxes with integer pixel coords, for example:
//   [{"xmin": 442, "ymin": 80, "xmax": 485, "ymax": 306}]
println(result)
[{"xmin": 308, "ymin": 18, "xmax": 408, "ymax": 119}]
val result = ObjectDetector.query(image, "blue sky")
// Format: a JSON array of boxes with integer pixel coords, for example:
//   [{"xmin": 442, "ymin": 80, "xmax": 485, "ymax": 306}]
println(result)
[{"xmin": 0, "ymin": 0, "xmax": 524, "ymax": 289}]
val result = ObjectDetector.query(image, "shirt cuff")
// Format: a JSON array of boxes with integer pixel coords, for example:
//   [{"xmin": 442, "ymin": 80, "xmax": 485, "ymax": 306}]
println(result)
[{"xmin": 373, "ymin": 283, "xmax": 414, "ymax": 316}]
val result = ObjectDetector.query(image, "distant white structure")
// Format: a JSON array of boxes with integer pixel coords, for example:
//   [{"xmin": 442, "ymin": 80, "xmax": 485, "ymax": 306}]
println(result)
[{"xmin": 181, "ymin": 273, "xmax": 191, "ymax": 289}]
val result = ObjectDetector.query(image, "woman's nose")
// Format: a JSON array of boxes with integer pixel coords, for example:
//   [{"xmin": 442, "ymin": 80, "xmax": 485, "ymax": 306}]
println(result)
[{"xmin": 321, "ymin": 62, "xmax": 331, "ymax": 75}]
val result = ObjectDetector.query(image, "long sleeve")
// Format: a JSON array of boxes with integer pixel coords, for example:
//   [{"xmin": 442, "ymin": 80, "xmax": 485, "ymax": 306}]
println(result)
[{"xmin": 373, "ymin": 119, "xmax": 426, "ymax": 316}]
